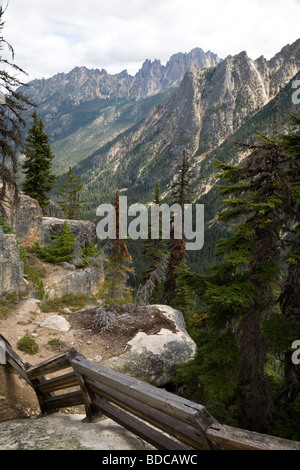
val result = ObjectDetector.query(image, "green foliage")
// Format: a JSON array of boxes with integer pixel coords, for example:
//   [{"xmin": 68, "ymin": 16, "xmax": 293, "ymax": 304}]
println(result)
[
  {"xmin": 40, "ymin": 293, "xmax": 94, "ymax": 313},
  {"xmin": 56, "ymin": 166, "xmax": 85, "ymax": 219},
  {"xmin": 17, "ymin": 336, "xmax": 39, "ymax": 355},
  {"xmin": 22, "ymin": 111, "xmax": 57, "ymax": 210},
  {"xmin": 34, "ymin": 221, "xmax": 76, "ymax": 264},
  {"xmin": 173, "ymin": 260, "xmax": 197, "ymax": 323},
  {"xmin": 263, "ymin": 309, "xmax": 300, "ymax": 353},
  {"xmin": 77, "ymin": 241, "xmax": 101, "ymax": 268},
  {"xmin": 174, "ymin": 119, "xmax": 300, "ymax": 433},
  {"xmin": 141, "ymin": 182, "xmax": 168, "ymax": 303},
  {"xmin": 99, "ymin": 253, "xmax": 134, "ymax": 308},
  {"xmin": 176, "ymin": 329, "xmax": 240, "ymax": 402},
  {"xmin": 98, "ymin": 191, "xmax": 134, "ymax": 308},
  {"xmin": 19, "ymin": 246, "xmax": 28, "ymax": 263},
  {"xmin": 0, "ymin": 218, "xmax": 14, "ymax": 234},
  {"xmin": 23, "ymin": 253, "xmax": 46, "ymax": 300},
  {"xmin": 0, "ymin": 291, "xmax": 24, "ymax": 318}
]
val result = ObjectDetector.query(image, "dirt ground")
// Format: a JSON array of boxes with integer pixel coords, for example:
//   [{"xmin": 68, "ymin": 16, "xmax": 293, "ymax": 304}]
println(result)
[{"xmin": 0, "ymin": 277, "xmax": 175, "ymax": 422}]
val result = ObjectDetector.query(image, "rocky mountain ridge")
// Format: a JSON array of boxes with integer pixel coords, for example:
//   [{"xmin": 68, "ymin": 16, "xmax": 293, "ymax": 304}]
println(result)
[
  {"xmin": 24, "ymin": 47, "xmax": 220, "ymax": 105},
  {"xmin": 20, "ymin": 47, "xmax": 220, "ymax": 145},
  {"xmin": 74, "ymin": 38, "xmax": 300, "ymax": 215}
]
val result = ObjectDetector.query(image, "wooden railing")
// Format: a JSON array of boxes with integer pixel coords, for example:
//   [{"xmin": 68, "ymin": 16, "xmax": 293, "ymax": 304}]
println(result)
[{"xmin": 1, "ymin": 334, "xmax": 300, "ymax": 451}]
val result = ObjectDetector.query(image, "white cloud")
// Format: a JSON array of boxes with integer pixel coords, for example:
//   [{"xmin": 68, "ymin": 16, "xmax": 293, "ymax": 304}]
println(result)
[{"xmin": 2, "ymin": 0, "xmax": 300, "ymax": 81}]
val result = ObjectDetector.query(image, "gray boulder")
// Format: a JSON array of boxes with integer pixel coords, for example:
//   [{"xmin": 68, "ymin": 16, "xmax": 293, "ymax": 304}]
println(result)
[
  {"xmin": 3, "ymin": 192, "xmax": 43, "ymax": 248},
  {"xmin": 40, "ymin": 315, "xmax": 71, "ymax": 333},
  {"xmin": 43, "ymin": 200, "xmax": 64, "ymax": 219},
  {"xmin": 41, "ymin": 216, "xmax": 99, "ymax": 249},
  {"xmin": 0, "ymin": 414, "xmax": 154, "ymax": 450},
  {"xmin": 45, "ymin": 265, "xmax": 104, "ymax": 300},
  {"xmin": 0, "ymin": 227, "xmax": 26, "ymax": 296},
  {"xmin": 106, "ymin": 305, "xmax": 196, "ymax": 387}
]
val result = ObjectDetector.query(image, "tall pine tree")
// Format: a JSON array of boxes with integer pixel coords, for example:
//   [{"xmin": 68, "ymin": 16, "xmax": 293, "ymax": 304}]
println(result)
[
  {"xmin": 164, "ymin": 150, "xmax": 195, "ymax": 305},
  {"xmin": 56, "ymin": 166, "xmax": 85, "ymax": 220},
  {"xmin": 0, "ymin": 6, "xmax": 32, "ymax": 215},
  {"xmin": 140, "ymin": 182, "xmax": 168, "ymax": 304},
  {"xmin": 176, "ymin": 130, "xmax": 297, "ymax": 433},
  {"xmin": 22, "ymin": 111, "xmax": 57, "ymax": 211},
  {"xmin": 99, "ymin": 190, "xmax": 134, "ymax": 308}
]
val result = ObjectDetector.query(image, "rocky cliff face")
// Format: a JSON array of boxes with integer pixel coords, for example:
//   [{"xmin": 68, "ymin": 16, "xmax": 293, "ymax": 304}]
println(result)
[
  {"xmin": 22, "ymin": 47, "xmax": 220, "ymax": 108},
  {"xmin": 76, "ymin": 38, "xmax": 300, "ymax": 212},
  {"xmin": 0, "ymin": 227, "xmax": 26, "ymax": 296},
  {"xmin": 0, "ymin": 192, "xmax": 104, "ymax": 299},
  {"xmin": 18, "ymin": 47, "xmax": 220, "ymax": 172}
]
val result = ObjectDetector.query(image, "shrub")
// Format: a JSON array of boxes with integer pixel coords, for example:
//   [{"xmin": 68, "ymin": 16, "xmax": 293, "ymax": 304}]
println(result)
[
  {"xmin": 34, "ymin": 221, "xmax": 76, "ymax": 264},
  {"xmin": 0, "ymin": 218, "xmax": 14, "ymax": 234},
  {"xmin": 17, "ymin": 336, "xmax": 39, "ymax": 355}
]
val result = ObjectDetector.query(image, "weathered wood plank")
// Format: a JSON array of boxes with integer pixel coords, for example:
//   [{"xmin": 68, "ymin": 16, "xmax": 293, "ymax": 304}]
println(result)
[
  {"xmin": 70, "ymin": 356, "xmax": 214, "ymax": 429},
  {"xmin": 92, "ymin": 395, "xmax": 187, "ymax": 450},
  {"xmin": 6, "ymin": 356, "xmax": 33, "ymax": 387},
  {"xmin": 87, "ymin": 378, "xmax": 204, "ymax": 449},
  {"xmin": 26, "ymin": 352, "xmax": 72, "ymax": 380},
  {"xmin": 35, "ymin": 372, "xmax": 79, "ymax": 394},
  {"xmin": 75, "ymin": 372, "xmax": 100, "ymax": 422},
  {"xmin": 206, "ymin": 424, "xmax": 300, "ymax": 450},
  {"xmin": 1, "ymin": 335, "xmax": 33, "ymax": 386},
  {"xmin": 44, "ymin": 390, "xmax": 84, "ymax": 410}
]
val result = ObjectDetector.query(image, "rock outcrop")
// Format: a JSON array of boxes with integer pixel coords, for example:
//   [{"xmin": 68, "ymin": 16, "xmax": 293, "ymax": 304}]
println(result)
[
  {"xmin": 106, "ymin": 305, "xmax": 196, "ymax": 386},
  {"xmin": 1, "ymin": 192, "xmax": 104, "ymax": 299},
  {"xmin": 0, "ymin": 227, "xmax": 26, "ymax": 296},
  {"xmin": 0, "ymin": 414, "xmax": 154, "ymax": 450},
  {"xmin": 3, "ymin": 192, "xmax": 43, "ymax": 249},
  {"xmin": 41, "ymin": 217, "xmax": 99, "ymax": 249},
  {"xmin": 44, "ymin": 264, "xmax": 104, "ymax": 300}
]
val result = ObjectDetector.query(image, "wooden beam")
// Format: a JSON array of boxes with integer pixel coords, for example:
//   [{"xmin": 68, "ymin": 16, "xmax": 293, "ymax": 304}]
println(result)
[
  {"xmin": 35, "ymin": 372, "xmax": 79, "ymax": 394},
  {"xmin": 6, "ymin": 356, "xmax": 33, "ymax": 387},
  {"xmin": 206, "ymin": 424, "xmax": 300, "ymax": 450},
  {"xmin": 75, "ymin": 372, "xmax": 100, "ymax": 422},
  {"xmin": 44, "ymin": 390, "xmax": 84, "ymax": 411},
  {"xmin": 70, "ymin": 356, "xmax": 215, "ymax": 428},
  {"xmin": 87, "ymin": 378, "xmax": 204, "ymax": 449},
  {"xmin": 92, "ymin": 395, "xmax": 187, "ymax": 450},
  {"xmin": 26, "ymin": 352, "xmax": 72, "ymax": 380}
]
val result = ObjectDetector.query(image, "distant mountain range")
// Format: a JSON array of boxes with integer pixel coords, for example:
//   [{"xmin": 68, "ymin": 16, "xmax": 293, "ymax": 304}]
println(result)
[
  {"xmin": 19, "ymin": 47, "xmax": 220, "ymax": 173},
  {"xmin": 72, "ymin": 39, "xmax": 300, "ymax": 205},
  {"xmin": 18, "ymin": 39, "xmax": 300, "ymax": 273}
]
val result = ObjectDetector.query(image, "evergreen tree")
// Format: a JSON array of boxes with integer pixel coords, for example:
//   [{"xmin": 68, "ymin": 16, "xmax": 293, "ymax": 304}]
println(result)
[
  {"xmin": 56, "ymin": 166, "xmax": 85, "ymax": 220},
  {"xmin": 78, "ymin": 240, "xmax": 102, "ymax": 268},
  {"xmin": 164, "ymin": 150, "xmax": 195, "ymax": 305},
  {"xmin": 264, "ymin": 114, "xmax": 300, "ymax": 432},
  {"xmin": 99, "ymin": 191, "xmax": 134, "ymax": 308},
  {"xmin": 22, "ymin": 111, "xmax": 57, "ymax": 210},
  {"xmin": 176, "ymin": 131, "xmax": 297, "ymax": 433},
  {"xmin": 0, "ymin": 6, "xmax": 32, "ymax": 215},
  {"xmin": 141, "ymin": 182, "xmax": 168, "ymax": 304},
  {"xmin": 34, "ymin": 221, "xmax": 76, "ymax": 263}
]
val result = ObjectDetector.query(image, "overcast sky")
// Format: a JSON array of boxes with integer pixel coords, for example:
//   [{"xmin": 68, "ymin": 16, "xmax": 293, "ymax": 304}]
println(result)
[{"xmin": 2, "ymin": 0, "xmax": 300, "ymax": 82}]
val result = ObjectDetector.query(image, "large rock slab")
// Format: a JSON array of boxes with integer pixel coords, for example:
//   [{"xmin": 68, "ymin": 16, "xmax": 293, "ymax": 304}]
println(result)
[
  {"xmin": 106, "ymin": 305, "xmax": 196, "ymax": 386},
  {"xmin": 0, "ymin": 228, "xmax": 26, "ymax": 295},
  {"xmin": 0, "ymin": 414, "xmax": 154, "ymax": 450},
  {"xmin": 40, "ymin": 315, "xmax": 71, "ymax": 333},
  {"xmin": 41, "ymin": 217, "xmax": 99, "ymax": 248},
  {"xmin": 44, "ymin": 265, "xmax": 104, "ymax": 300},
  {"xmin": 4, "ymin": 192, "xmax": 43, "ymax": 248}
]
